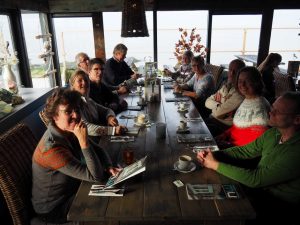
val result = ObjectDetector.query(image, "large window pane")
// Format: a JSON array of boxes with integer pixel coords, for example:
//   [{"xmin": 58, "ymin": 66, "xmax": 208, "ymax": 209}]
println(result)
[
  {"xmin": 157, "ymin": 11, "xmax": 208, "ymax": 69},
  {"xmin": 270, "ymin": 9, "xmax": 300, "ymax": 71},
  {"xmin": 54, "ymin": 17, "xmax": 95, "ymax": 86},
  {"xmin": 103, "ymin": 12, "xmax": 153, "ymax": 71},
  {"xmin": 22, "ymin": 13, "xmax": 56, "ymax": 88},
  {"xmin": 0, "ymin": 15, "xmax": 20, "ymax": 87},
  {"xmin": 210, "ymin": 15, "xmax": 262, "ymax": 66}
]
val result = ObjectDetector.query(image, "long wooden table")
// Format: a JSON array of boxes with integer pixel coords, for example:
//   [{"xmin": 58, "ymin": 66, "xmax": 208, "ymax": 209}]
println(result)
[{"xmin": 67, "ymin": 86, "xmax": 256, "ymax": 225}]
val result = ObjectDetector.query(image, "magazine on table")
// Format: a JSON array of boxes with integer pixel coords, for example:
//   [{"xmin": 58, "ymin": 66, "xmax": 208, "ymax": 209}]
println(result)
[
  {"xmin": 186, "ymin": 183, "xmax": 240, "ymax": 200},
  {"xmin": 104, "ymin": 156, "xmax": 147, "ymax": 189}
]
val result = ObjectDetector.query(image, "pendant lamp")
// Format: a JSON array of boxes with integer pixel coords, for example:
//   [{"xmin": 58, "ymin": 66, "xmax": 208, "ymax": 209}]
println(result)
[{"xmin": 121, "ymin": 0, "xmax": 149, "ymax": 37}]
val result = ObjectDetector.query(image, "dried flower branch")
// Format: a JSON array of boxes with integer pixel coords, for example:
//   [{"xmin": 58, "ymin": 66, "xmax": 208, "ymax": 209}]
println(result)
[
  {"xmin": 174, "ymin": 28, "xmax": 207, "ymax": 62},
  {"xmin": 0, "ymin": 32, "xmax": 19, "ymax": 67}
]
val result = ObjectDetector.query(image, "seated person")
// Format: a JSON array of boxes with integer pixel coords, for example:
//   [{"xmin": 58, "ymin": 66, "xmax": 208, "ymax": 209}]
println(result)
[
  {"xmin": 197, "ymin": 92, "xmax": 300, "ymax": 225},
  {"xmin": 164, "ymin": 50, "xmax": 194, "ymax": 83},
  {"xmin": 75, "ymin": 52, "xmax": 90, "ymax": 74},
  {"xmin": 215, "ymin": 67, "xmax": 270, "ymax": 147},
  {"xmin": 69, "ymin": 69, "xmax": 126, "ymax": 137},
  {"xmin": 31, "ymin": 88, "xmax": 120, "ymax": 224},
  {"xmin": 257, "ymin": 52, "xmax": 282, "ymax": 104},
  {"xmin": 88, "ymin": 58, "xmax": 128, "ymax": 113},
  {"xmin": 102, "ymin": 43, "xmax": 139, "ymax": 93},
  {"xmin": 205, "ymin": 59, "xmax": 245, "ymax": 136},
  {"xmin": 174, "ymin": 55, "xmax": 215, "ymax": 119}
]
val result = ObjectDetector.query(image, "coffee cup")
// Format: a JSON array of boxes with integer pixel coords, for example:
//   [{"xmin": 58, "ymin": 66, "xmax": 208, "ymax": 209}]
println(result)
[
  {"xmin": 177, "ymin": 155, "xmax": 192, "ymax": 170},
  {"xmin": 156, "ymin": 122, "xmax": 166, "ymax": 139},
  {"xmin": 137, "ymin": 113, "xmax": 146, "ymax": 124},
  {"xmin": 138, "ymin": 96, "xmax": 145, "ymax": 105},
  {"xmin": 179, "ymin": 120, "xmax": 187, "ymax": 130},
  {"xmin": 179, "ymin": 102, "xmax": 185, "ymax": 110}
]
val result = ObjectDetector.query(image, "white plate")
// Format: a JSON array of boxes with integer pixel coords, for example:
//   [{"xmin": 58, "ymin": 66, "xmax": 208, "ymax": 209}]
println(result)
[
  {"xmin": 134, "ymin": 119, "xmax": 149, "ymax": 127},
  {"xmin": 137, "ymin": 102, "xmax": 147, "ymax": 106},
  {"xmin": 176, "ymin": 126, "xmax": 190, "ymax": 133},
  {"xmin": 174, "ymin": 161, "xmax": 196, "ymax": 173},
  {"xmin": 177, "ymin": 108, "xmax": 188, "ymax": 112}
]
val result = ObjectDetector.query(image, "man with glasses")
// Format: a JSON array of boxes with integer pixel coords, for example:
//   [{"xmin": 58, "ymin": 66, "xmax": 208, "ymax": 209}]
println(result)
[
  {"xmin": 75, "ymin": 52, "xmax": 90, "ymax": 74},
  {"xmin": 197, "ymin": 91, "xmax": 300, "ymax": 224},
  {"xmin": 88, "ymin": 58, "xmax": 128, "ymax": 113}
]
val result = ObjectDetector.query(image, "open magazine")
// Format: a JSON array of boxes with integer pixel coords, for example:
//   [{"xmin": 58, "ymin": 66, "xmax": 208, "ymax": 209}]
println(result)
[{"xmin": 104, "ymin": 156, "xmax": 147, "ymax": 189}]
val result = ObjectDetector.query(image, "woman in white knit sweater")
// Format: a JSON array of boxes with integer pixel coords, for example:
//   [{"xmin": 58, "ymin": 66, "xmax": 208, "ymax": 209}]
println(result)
[{"xmin": 215, "ymin": 66, "xmax": 270, "ymax": 147}]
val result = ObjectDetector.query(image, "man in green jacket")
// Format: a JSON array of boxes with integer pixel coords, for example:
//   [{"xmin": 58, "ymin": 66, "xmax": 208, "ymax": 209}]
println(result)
[{"xmin": 197, "ymin": 91, "xmax": 300, "ymax": 224}]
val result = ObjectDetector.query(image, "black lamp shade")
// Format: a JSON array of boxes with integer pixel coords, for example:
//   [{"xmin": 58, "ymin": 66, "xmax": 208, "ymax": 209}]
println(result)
[{"xmin": 121, "ymin": 0, "xmax": 149, "ymax": 37}]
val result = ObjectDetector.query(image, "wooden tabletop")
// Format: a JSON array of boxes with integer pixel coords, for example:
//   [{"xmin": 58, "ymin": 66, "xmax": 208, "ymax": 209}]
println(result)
[{"xmin": 67, "ymin": 86, "xmax": 256, "ymax": 225}]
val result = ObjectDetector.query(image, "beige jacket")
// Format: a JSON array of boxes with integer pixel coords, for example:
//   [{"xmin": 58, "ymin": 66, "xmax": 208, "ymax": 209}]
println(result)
[{"xmin": 205, "ymin": 83, "xmax": 244, "ymax": 126}]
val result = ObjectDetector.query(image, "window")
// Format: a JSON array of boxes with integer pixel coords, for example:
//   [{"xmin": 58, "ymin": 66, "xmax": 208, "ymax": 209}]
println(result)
[
  {"xmin": 53, "ymin": 16, "xmax": 95, "ymax": 86},
  {"xmin": 270, "ymin": 9, "xmax": 300, "ymax": 70},
  {"xmin": 157, "ymin": 11, "xmax": 208, "ymax": 70},
  {"xmin": 210, "ymin": 14, "xmax": 262, "ymax": 66},
  {"xmin": 22, "ymin": 12, "xmax": 55, "ymax": 88},
  {"xmin": 0, "ymin": 14, "xmax": 20, "ymax": 87},
  {"xmin": 103, "ymin": 12, "xmax": 153, "ymax": 72}
]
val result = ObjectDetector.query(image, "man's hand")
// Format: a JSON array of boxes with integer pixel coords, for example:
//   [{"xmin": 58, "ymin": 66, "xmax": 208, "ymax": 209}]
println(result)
[
  {"xmin": 117, "ymin": 86, "xmax": 128, "ymax": 94},
  {"xmin": 214, "ymin": 92, "xmax": 222, "ymax": 103},
  {"xmin": 107, "ymin": 116, "xmax": 119, "ymax": 126},
  {"xmin": 197, "ymin": 150, "xmax": 219, "ymax": 171}
]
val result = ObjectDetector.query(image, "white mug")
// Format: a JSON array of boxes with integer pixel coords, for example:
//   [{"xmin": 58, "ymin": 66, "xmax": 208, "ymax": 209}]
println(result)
[
  {"xmin": 179, "ymin": 102, "xmax": 185, "ymax": 110},
  {"xmin": 179, "ymin": 120, "xmax": 187, "ymax": 130},
  {"xmin": 177, "ymin": 155, "xmax": 192, "ymax": 170}
]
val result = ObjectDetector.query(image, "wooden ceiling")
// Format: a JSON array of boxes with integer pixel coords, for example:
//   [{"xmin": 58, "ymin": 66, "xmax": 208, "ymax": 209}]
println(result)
[{"xmin": 1, "ymin": 0, "xmax": 300, "ymax": 13}]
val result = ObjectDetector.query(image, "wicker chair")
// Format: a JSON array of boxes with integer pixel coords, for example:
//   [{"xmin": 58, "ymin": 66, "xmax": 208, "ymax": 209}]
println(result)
[
  {"xmin": 273, "ymin": 71, "xmax": 296, "ymax": 98},
  {"xmin": 204, "ymin": 64, "xmax": 224, "ymax": 91},
  {"xmin": 0, "ymin": 123, "xmax": 37, "ymax": 225},
  {"xmin": 0, "ymin": 124, "xmax": 79, "ymax": 225},
  {"xmin": 38, "ymin": 109, "xmax": 49, "ymax": 127}
]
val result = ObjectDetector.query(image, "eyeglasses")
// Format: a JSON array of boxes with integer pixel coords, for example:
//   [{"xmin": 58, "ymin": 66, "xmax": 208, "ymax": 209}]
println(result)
[
  {"xmin": 270, "ymin": 106, "xmax": 295, "ymax": 116},
  {"xmin": 59, "ymin": 108, "xmax": 80, "ymax": 116}
]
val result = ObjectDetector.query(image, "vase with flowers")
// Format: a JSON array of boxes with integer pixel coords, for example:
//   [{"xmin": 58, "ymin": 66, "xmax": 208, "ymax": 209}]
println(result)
[
  {"xmin": 0, "ymin": 32, "xmax": 19, "ymax": 94},
  {"xmin": 174, "ymin": 28, "xmax": 207, "ymax": 66}
]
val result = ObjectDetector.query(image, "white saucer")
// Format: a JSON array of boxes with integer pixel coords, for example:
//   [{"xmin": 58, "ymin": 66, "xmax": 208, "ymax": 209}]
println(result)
[
  {"xmin": 177, "ymin": 108, "xmax": 188, "ymax": 112},
  {"xmin": 134, "ymin": 119, "xmax": 149, "ymax": 127},
  {"xmin": 174, "ymin": 161, "xmax": 196, "ymax": 173},
  {"xmin": 137, "ymin": 102, "xmax": 147, "ymax": 106},
  {"xmin": 176, "ymin": 126, "xmax": 190, "ymax": 133}
]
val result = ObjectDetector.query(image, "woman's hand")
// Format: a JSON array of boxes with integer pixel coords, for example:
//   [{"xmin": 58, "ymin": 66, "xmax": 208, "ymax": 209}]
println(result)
[
  {"xmin": 107, "ymin": 116, "xmax": 119, "ymax": 126},
  {"xmin": 72, "ymin": 121, "xmax": 89, "ymax": 149},
  {"xmin": 108, "ymin": 167, "xmax": 122, "ymax": 176},
  {"xmin": 173, "ymin": 84, "xmax": 182, "ymax": 93}
]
